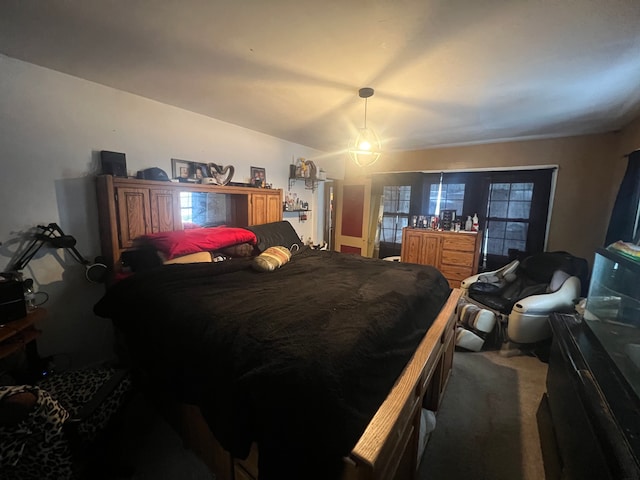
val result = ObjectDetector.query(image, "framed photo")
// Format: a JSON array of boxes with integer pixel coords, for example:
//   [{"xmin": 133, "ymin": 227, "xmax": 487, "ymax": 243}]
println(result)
[
  {"xmin": 192, "ymin": 162, "xmax": 209, "ymax": 181},
  {"xmin": 171, "ymin": 158, "xmax": 211, "ymax": 182},
  {"xmin": 250, "ymin": 166, "xmax": 266, "ymax": 187},
  {"xmin": 171, "ymin": 158, "xmax": 193, "ymax": 181}
]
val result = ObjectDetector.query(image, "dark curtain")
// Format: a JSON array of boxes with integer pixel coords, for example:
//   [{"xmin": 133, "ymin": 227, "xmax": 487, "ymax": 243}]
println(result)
[{"xmin": 605, "ymin": 150, "xmax": 640, "ymax": 245}]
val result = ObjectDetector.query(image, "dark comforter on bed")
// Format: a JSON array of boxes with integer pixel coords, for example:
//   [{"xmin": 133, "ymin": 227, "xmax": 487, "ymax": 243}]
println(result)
[{"xmin": 94, "ymin": 249, "xmax": 450, "ymax": 479}]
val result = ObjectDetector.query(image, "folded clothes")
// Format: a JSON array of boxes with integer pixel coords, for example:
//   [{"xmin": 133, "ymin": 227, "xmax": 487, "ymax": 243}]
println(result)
[{"xmin": 608, "ymin": 240, "xmax": 640, "ymax": 260}]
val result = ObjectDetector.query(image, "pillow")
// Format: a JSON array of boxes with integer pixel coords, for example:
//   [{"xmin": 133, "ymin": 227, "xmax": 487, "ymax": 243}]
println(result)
[
  {"xmin": 219, "ymin": 242, "xmax": 256, "ymax": 258},
  {"xmin": 120, "ymin": 246, "xmax": 163, "ymax": 272},
  {"xmin": 139, "ymin": 227, "xmax": 257, "ymax": 260},
  {"xmin": 0, "ymin": 387, "xmax": 37, "ymax": 426},
  {"xmin": 252, "ymin": 246, "xmax": 292, "ymax": 272},
  {"xmin": 0, "ymin": 385, "xmax": 69, "ymax": 468},
  {"xmin": 163, "ymin": 251, "xmax": 213, "ymax": 265},
  {"xmin": 244, "ymin": 221, "xmax": 302, "ymax": 253}
]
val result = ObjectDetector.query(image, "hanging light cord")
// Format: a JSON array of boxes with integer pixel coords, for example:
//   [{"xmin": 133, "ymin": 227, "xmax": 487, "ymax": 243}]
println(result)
[{"xmin": 363, "ymin": 97, "xmax": 368, "ymax": 129}]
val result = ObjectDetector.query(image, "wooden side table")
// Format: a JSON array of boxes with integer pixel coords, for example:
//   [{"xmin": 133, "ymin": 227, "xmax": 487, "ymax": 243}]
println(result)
[{"xmin": 0, "ymin": 308, "xmax": 47, "ymax": 379}]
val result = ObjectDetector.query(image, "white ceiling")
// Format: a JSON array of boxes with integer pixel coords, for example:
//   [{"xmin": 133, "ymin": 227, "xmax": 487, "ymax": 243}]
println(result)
[{"xmin": 2, "ymin": 0, "xmax": 640, "ymax": 154}]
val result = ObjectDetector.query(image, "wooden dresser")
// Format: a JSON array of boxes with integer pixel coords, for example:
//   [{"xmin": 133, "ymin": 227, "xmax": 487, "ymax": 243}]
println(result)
[
  {"xmin": 400, "ymin": 228, "xmax": 482, "ymax": 288},
  {"xmin": 95, "ymin": 175, "xmax": 282, "ymax": 279}
]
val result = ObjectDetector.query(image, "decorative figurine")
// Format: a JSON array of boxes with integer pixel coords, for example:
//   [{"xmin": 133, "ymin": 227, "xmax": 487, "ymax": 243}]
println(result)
[{"xmin": 208, "ymin": 163, "xmax": 234, "ymax": 185}]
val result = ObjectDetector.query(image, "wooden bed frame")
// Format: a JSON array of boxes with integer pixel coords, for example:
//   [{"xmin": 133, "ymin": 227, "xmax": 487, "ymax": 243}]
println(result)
[
  {"xmin": 170, "ymin": 289, "xmax": 461, "ymax": 480},
  {"xmin": 95, "ymin": 175, "xmax": 283, "ymax": 282},
  {"xmin": 95, "ymin": 175, "xmax": 461, "ymax": 480}
]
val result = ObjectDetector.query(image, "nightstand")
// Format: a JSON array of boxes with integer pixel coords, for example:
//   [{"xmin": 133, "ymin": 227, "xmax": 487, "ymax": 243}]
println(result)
[{"xmin": 0, "ymin": 308, "xmax": 47, "ymax": 380}]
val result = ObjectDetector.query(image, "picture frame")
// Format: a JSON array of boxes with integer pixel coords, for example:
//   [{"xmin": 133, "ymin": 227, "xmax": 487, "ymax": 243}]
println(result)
[
  {"xmin": 192, "ymin": 162, "xmax": 209, "ymax": 181},
  {"xmin": 250, "ymin": 166, "xmax": 266, "ymax": 187},
  {"xmin": 171, "ymin": 158, "xmax": 210, "ymax": 182},
  {"xmin": 171, "ymin": 158, "xmax": 193, "ymax": 181}
]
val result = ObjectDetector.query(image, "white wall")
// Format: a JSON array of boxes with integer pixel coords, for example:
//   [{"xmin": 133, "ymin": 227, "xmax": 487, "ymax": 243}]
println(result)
[{"xmin": 0, "ymin": 54, "xmax": 341, "ymax": 368}]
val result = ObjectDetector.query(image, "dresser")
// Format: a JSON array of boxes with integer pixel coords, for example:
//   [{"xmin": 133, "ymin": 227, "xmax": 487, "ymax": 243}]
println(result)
[{"xmin": 400, "ymin": 228, "xmax": 482, "ymax": 287}]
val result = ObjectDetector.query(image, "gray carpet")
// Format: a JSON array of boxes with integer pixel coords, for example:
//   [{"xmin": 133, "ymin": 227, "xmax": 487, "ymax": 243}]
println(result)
[
  {"xmin": 418, "ymin": 350, "xmax": 548, "ymax": 480},
  {"xmin": 106, "ymin": 349, "xmax": 548, "ymax": 479}
]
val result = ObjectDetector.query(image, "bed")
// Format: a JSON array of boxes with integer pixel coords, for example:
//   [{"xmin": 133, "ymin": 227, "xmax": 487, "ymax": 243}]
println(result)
[{"xmin": 93, "ymin": 221, "xmax": 459, "ymax": 480}]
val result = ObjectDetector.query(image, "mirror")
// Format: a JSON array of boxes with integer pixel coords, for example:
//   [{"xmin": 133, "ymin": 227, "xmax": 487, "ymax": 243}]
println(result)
[{"xmin": 179, "ymin": 191, "xmax": 232, "ymax": 228}]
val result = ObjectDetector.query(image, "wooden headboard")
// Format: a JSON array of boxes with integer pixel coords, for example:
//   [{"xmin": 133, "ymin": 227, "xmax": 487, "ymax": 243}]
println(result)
[{"xmin": 95, "ymin": 174, "xmax": 282, "ymax": 280}]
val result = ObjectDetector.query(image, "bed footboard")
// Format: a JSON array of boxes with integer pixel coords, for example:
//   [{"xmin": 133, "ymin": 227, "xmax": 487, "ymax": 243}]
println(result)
[{"xmin": 341, "ymin": 287, "xmax": 460, "ymax": 480}]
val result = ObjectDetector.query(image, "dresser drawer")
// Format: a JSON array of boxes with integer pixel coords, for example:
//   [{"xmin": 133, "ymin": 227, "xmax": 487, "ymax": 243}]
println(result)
[
  {"xmin": 440, "ymin": 249, "xmax": 474, "ymax": 267},
  {"xmin": 440, "ymin": 264, "xmax": 474, "ymax": 282},
  {"xmin": 442, "ymin": 234, "xmax": 478, "ymax": 252}
]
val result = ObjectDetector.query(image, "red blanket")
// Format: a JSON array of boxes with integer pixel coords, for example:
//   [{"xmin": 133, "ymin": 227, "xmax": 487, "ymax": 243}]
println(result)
[{"xmin": 140, "ymin": 227, "xmax": 257, "ymax": 259}]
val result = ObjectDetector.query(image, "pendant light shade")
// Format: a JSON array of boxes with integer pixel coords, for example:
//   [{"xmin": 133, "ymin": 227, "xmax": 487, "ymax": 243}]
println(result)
[{"xmin": 349, "ymin": 87, "xmax": 381, "ymax": 167}]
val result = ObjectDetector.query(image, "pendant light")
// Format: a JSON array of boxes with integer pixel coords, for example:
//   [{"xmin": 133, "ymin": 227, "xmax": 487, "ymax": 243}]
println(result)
[{"xmin": 348, "ymin": 87, "xmax": 381, "ymax": 167}]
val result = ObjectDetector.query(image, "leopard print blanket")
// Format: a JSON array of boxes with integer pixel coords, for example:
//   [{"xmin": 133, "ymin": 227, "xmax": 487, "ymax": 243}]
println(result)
[{"xmin": 0, "ymin": 366, "xmax": 132, "ymax": 480}]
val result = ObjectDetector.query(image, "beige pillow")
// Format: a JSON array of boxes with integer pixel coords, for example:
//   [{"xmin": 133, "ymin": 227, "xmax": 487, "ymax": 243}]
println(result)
[
  {"xmin": 252, "ymin": 246, "xmax": 291, "ymax": 272},
  {"xmin": 164, "ymin": 251, "xmax": 213, "ymax": 264}
]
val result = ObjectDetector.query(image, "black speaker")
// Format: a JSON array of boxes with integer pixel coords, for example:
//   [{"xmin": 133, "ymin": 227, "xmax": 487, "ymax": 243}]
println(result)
[{"xmin": 100, "ymin": 150, "xmax": 127, "ymax": 177}]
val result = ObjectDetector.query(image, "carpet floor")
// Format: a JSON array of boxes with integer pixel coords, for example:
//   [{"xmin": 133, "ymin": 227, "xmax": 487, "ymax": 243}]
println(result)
[{"xmin": 418, "ymin": 349, "xmax": 548, "ymax": 480}]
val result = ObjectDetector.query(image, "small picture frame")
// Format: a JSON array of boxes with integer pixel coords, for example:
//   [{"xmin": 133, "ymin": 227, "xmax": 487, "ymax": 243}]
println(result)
[
  {"xmin": 192, "ymin": 163, "xmax": 209, "ymax": 181},
  {"xmin": 172, "ymin": 158, "xmax": 210, "ymax": 182},
  {"xmin": 250, "ymin": 166, "xmax": 266, "ymax": 187},
  {"xmin": 171, "ymin": 158, "xmax": 193, "ymax": 181}
]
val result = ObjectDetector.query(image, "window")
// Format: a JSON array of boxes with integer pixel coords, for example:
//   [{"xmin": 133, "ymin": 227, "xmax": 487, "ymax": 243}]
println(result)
[
  {"xmin": 429, "ymin": 182, "xmax": 465, "ymax": 216},
  {"xmin": 380, "ymin": 185, "xmax": 411, "ymax": 256},
  {"xmin": 377, "ymin": 168, "xmax": 554, "ymax": 269},
  {"xmin": 485, "ymin": 182, "xmax": 533, "ymax": 257},
  {"xmin": 179, "ymin": 192, "xmax": 193, "ymax": 224},
  {"xmin": 480, "ymin": 171, "xmax": 552, "ymax": 269}
]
